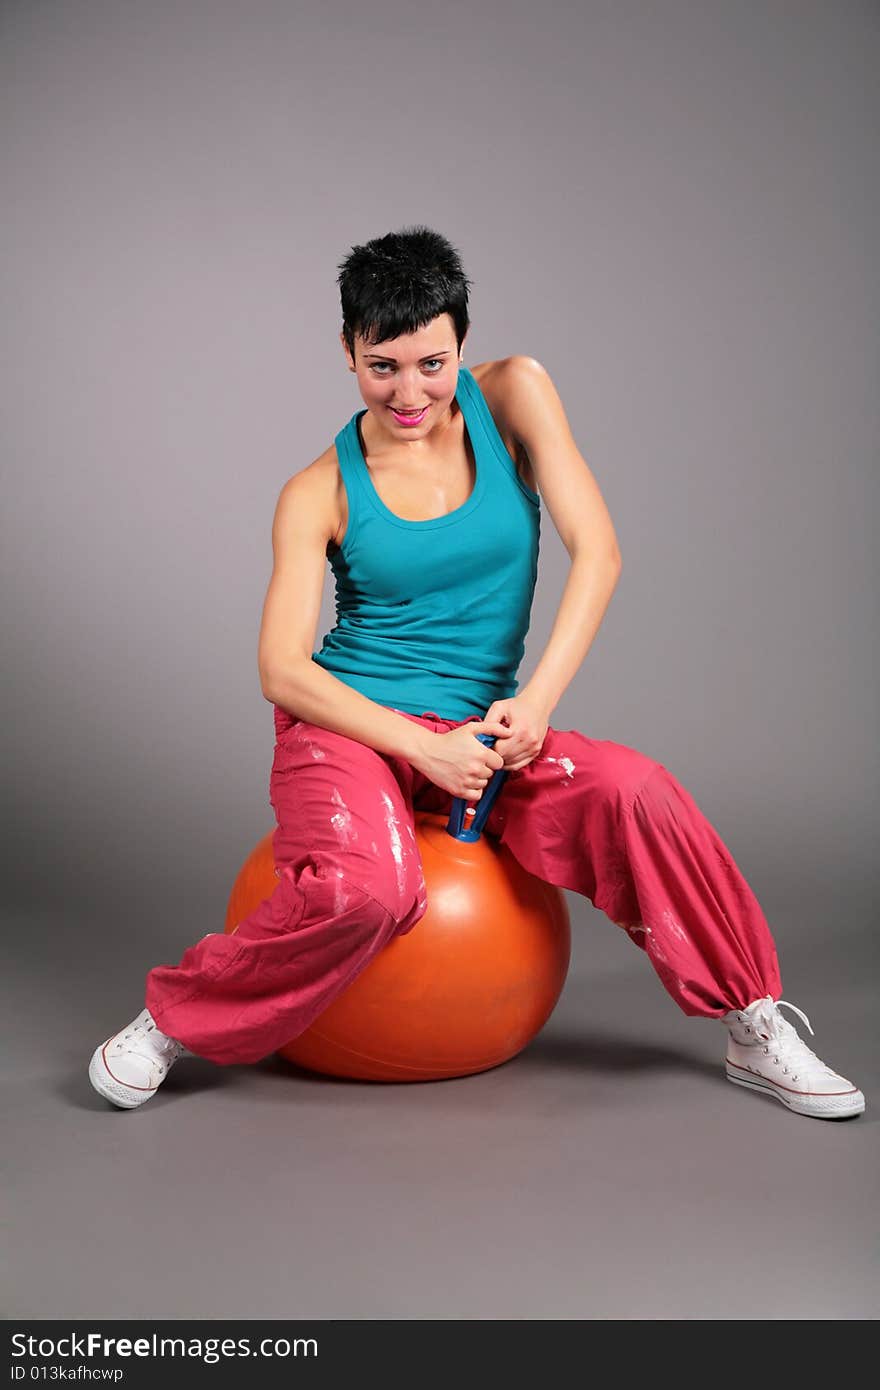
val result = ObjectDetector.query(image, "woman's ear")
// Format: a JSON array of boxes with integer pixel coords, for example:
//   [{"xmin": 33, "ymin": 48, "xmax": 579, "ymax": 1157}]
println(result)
[{"xmin": 340, "ymin": 329, "xmax": 356, "ymax": 372}]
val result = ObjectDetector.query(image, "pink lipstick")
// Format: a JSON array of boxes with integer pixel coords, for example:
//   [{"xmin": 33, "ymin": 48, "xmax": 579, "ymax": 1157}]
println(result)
[{"xmin": 388, "ymin": 406, "xmax": 429, "ymax": 427}]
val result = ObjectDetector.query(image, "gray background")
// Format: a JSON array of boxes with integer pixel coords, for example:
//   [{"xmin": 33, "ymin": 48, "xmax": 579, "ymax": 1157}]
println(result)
[{"xmin": 3, "ymin": 0, "xmax": 877, "ymax": 1322}]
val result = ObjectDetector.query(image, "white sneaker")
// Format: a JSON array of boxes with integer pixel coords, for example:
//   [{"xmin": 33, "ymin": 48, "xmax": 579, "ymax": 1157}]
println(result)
[
  {"xmin": 89, "ymin": 1007, "xmax": 185, "ymax": 1109},
  {"xmin": 723, "ymin": 995, "xmax": 865, "ymax": 1120}
]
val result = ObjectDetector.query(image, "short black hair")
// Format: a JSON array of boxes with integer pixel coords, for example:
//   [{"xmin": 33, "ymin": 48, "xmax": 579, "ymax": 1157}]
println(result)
[{"xmin": 337, "ymin": 225, "xmax": 472, "ymax": 360}]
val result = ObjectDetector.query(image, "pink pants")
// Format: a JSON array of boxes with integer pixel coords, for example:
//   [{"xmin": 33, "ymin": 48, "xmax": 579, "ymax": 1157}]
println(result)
[{"xmin": 145, "ymin": 706, "xmax": 782, "ymax": 1064}]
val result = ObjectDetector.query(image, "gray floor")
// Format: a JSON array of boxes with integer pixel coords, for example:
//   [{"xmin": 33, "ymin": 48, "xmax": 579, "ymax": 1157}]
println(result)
[{"xmin": 5, "ymin": 890, "xmax": 877, "ymax": 1321}]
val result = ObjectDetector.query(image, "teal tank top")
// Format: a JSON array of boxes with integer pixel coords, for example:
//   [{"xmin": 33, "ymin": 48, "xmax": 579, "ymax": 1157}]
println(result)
[{"xmin": 312, "ymin": 364, "xmax": 541, "ymax": 721}]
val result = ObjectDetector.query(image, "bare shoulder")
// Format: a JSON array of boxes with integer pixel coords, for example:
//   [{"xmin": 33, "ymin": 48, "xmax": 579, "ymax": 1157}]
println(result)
[
  {"xmin": 473, "ymin": 356, "xmax": 558, "ymax": 440},
  {"xmin": 470, "ymin": 356, "xmax": 554, "ymax": 489},
  {"xmin": 276, "ymin": 445, "xmax": 345, "ymax": 550},
  {"xmin": 475, "ymin": 357, "xmax": 620, "ymax": 562}
]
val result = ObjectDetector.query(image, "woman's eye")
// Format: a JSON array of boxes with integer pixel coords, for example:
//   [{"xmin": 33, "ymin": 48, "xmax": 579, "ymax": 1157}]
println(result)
[{"xmin": 370, "ymin": 360, "xmax": 444, "ymax": 374}]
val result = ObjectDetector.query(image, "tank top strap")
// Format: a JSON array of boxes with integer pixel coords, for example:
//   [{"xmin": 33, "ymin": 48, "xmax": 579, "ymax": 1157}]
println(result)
[
  {"xmin": 456, "ymin": 364, "xmax": 540, "ymax": 508},
  {"xmin": 333, "ymin": 415, "xmax": 372, "ymax": 553}
]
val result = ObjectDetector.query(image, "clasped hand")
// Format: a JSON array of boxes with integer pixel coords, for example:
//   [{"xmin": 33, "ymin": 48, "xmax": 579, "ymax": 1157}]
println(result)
[{"xmin": 481, "ymin": 694, "xmax": 550, "ymax": 773}]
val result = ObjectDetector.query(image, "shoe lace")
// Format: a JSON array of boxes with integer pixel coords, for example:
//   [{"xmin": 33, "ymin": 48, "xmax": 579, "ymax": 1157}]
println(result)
[
  {"xmin": 772, "ymin": 998, "xmax": 814, "ymax": 1037},
  {"xmin": 112, "ymin": 1013, "xmax": 184, "ymax": 1070},
  {"xmin": 746, "ymin": 997, "xmax": 840, "ymax": 1081}
]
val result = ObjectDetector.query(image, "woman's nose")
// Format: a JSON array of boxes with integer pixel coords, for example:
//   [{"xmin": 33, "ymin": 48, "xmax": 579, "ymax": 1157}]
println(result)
[{"xmin": 395, "ymin": 371, "xmax": 419, "ymax": 401}]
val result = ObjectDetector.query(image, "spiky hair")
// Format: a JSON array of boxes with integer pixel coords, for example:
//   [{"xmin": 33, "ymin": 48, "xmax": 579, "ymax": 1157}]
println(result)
[{"xmin": 337, "ymin": 225, "xmax": 472, "ymax": 358}]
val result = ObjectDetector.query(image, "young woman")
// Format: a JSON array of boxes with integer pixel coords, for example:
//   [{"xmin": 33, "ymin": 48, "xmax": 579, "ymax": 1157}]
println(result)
[{"xmin": 89, "ymin": 226, "xmax": 864, "ymax": 1120}]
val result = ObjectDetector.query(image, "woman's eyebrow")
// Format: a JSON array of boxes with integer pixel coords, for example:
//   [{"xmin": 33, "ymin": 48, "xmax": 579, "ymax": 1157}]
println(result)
[{"xmin": 363, "ymin": 350, "xmax": 454, "ymax": 362}]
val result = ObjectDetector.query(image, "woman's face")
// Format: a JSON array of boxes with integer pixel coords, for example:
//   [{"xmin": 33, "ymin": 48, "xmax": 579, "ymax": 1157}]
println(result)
[{"xmin": 342, "ymin": 312, "xmax": 465, "ymax": 438}]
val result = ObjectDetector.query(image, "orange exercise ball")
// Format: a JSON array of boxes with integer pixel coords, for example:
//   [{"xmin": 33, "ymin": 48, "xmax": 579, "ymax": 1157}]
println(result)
[{"xmin": 224, "ymin": 754, "xmax": 570, "ymax": 1082}]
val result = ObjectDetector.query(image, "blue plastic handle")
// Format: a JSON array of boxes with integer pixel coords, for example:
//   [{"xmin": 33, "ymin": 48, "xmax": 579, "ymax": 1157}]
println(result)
[{"xmin": 445, "ymin": 733, "xmax": 508, "ymax": 842}]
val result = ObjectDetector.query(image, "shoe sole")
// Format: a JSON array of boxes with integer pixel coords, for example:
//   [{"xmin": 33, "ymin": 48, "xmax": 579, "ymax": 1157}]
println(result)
[
  {"xmin": 88, "ymin": 1043, "xmax": 158, "ymax": 1109},
  {"xmin": 726, "ymin": 1064, "xmax": 865, "ymax": 1119}
]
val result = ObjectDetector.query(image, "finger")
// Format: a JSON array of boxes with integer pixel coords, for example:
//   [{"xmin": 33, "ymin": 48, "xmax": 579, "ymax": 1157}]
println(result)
[{"xmin": 476, "ymin": 720, "xmax": 511, "ymax": 740}]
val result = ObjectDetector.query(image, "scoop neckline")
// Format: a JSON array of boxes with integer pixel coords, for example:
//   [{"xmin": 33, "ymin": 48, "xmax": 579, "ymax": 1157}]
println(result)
[{"xmin": 349, "ymin": 368, "xmax": 486, "ymax": 530}]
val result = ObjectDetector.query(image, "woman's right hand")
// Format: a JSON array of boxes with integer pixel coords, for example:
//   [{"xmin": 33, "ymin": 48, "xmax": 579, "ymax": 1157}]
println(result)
[{"xmin": 411, "ymin": 721, "xmax": 508, "ymax": 801}]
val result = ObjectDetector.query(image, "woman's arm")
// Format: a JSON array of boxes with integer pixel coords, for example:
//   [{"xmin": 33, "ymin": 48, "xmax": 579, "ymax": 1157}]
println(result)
[
  {"xmin": 483, "ymin": 357, "xmax": 622, "ymax": 765},
  {"xmin": 518, "ymin": 551, "xmax": 622, "ymax": 718},
  {"xmin": 258, "ymin": 465, "xmax": 431, "ymax": 766}
]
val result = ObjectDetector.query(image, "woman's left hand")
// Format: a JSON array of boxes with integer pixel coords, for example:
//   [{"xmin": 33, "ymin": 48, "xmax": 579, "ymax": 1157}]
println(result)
[{"xmin": 481, "ymin": 695, "xmax": 551, "ymax": 772}]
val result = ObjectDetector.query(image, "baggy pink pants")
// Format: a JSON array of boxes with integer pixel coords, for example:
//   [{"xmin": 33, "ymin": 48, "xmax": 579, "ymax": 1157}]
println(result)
[{"xmin": 145, "ymin": 706, "xmax": 783, "ymax": 1064}]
